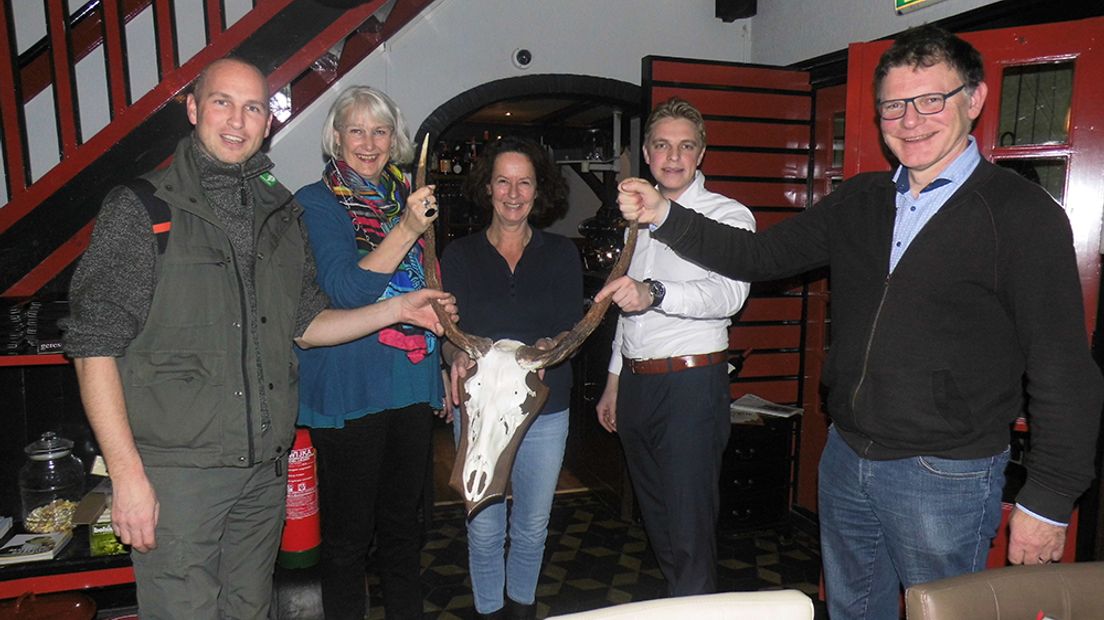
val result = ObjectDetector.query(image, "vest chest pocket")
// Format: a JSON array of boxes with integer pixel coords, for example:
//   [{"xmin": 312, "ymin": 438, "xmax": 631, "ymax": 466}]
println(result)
[{"xmin": 153, "ymin": 247, "xmax": 235, "ymax": 328}]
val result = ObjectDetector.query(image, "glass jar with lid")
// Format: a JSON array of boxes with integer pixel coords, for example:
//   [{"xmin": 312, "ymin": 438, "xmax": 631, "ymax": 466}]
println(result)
[{"xmin": 19, "ymin": 432, "xmax": 85, "ymax": 533}]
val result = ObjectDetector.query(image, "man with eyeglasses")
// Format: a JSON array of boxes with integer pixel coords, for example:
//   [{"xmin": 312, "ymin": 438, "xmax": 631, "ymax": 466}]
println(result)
[{"xmin": 603, "ymin": 24, "xmax": 1102, "ymax": 619}]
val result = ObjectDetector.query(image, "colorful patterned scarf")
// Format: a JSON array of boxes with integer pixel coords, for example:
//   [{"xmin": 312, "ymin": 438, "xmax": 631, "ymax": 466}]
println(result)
[{"xmin": 323, "ymin": 159, "xmax": 436, "ymax": 363}]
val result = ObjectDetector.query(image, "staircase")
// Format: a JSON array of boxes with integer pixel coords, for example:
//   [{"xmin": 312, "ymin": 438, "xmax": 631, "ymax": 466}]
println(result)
[{"xmin": 0, "ymin": 0, "xmax": 433, "ymax": 297}]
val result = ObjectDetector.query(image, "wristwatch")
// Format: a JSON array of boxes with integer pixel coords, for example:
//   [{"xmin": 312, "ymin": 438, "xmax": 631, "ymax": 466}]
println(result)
[{"xmin": 643, "ymin": 278, "xmax": 666, "ymax": 308}]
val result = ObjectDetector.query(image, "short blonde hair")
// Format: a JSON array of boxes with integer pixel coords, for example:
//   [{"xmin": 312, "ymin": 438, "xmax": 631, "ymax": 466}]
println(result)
[
  {"xmin": 644, "ymin": 97, "xmax": 707, "ymax": 148},
  {"xmin": 320, "ymin": 86, "xmax": 414, "ymax": 164}
]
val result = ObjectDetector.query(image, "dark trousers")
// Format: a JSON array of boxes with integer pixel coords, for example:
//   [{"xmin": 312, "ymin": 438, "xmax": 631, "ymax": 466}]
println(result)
[
  {"xmin": 617, "ymin": 363, "xmax": 731, "ymax": 596},
  {"xmin": 311, "ymin": 404, "xmax": 434, "ymax": 620}
]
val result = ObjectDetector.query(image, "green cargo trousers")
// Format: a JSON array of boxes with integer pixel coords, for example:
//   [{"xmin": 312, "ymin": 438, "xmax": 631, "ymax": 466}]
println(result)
[{"xmin": 130, "ymin": 458, "xmax": 287, "ymax": 619}]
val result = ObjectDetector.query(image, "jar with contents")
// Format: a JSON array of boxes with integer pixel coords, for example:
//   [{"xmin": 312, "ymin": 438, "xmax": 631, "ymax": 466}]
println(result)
[{"xmin": 19, "ymin": 432, "xmax": 85, "ymax": 533}]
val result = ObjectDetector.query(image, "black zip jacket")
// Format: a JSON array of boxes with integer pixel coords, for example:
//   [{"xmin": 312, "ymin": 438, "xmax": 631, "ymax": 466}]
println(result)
[{"xmin": 654, "ymin": 159, "xmax": 1103, "ymax": 522}]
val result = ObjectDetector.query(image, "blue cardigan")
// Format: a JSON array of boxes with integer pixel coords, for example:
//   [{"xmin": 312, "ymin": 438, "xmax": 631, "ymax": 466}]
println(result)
[{"xmin": 294, "ymin": 180, "xmax": 443, "ymax": 429}]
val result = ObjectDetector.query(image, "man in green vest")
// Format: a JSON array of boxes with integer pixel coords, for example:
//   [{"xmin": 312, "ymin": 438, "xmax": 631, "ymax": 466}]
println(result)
[{"xmin": 64, "ymin": 57, "xmax": 455, "ymax": 619}]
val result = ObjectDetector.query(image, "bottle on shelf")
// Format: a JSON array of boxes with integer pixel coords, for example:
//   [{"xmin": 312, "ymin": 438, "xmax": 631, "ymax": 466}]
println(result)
[{"xmin": 437, "ymin": 141, "xmax": 452, "ymax": 175}]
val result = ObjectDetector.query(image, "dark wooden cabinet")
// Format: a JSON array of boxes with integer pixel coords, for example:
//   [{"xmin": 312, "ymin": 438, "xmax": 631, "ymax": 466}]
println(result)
[{"xmin": 718, "ymin": 415, "xmax": 799, "ymax": 531}]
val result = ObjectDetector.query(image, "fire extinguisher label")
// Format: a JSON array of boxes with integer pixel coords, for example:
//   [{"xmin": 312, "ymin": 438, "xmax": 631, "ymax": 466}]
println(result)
[{"xmin": 286, "ymin": 445, "xmax": 319, "ymax": 520}]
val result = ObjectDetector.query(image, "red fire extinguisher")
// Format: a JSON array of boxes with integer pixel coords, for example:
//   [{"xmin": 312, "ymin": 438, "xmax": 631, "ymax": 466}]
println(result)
[{"xmin": 278, "ymin": 428, "xmax": 321, "ymax": 568}]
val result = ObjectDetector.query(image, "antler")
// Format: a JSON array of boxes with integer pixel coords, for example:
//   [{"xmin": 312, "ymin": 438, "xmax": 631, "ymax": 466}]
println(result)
[
  {"xmin": 417, "ymin": 134, "xmax": 492, "ymax": 357},
  {"xmin": 515, "ymin": 222, "xmax": 638, "ymax": 370}
]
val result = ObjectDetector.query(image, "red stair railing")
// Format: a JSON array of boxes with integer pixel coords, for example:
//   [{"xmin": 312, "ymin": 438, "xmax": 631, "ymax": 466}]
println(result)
[{"xmin": 1, "ymin": 0, "xmax": 432, "ymax": 298}]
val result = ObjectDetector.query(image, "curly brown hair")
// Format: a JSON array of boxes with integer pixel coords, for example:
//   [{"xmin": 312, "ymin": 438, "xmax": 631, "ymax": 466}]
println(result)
[{"xmin": 462, "ymin": 136, "xmax": 569, "ymax": 229}]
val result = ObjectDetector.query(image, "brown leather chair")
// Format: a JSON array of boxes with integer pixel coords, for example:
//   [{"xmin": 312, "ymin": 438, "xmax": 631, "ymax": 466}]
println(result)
[{"xmin": 905, "ymin": 562, "xmax": 1104, "ymax": 620}]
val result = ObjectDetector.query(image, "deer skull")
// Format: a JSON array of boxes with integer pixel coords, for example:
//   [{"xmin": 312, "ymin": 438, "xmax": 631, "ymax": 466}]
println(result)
[{"xmin": 456, "ymin": 340, "xmax": 547, "ymax": 502}]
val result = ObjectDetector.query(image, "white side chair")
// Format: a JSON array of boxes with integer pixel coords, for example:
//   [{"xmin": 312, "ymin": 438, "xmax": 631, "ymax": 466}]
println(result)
[{"xmin": 547, "ymin": 589, "xmax": 815, "ymax": 619}]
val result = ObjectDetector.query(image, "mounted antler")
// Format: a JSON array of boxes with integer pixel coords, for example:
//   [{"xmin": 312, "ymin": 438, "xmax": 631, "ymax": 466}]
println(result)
[{"xmin": 415, "ymin": 134, "xmax": 637, "ymax": 517}]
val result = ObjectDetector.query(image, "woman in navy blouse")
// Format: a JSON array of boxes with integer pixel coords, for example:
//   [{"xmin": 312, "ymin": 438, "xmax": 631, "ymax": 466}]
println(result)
[{"xmin": 442, "ymin": 136, "xmax": 583, "ymax": 619}]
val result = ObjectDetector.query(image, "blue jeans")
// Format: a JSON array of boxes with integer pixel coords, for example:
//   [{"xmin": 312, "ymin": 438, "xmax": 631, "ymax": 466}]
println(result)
[
  {"xmin": 454, "ymin": 409, "xmax": 569, "ymax": 613},
  {"xmin": 818, "ymin": 426, "xmax": 1008, "ymax": 620}
]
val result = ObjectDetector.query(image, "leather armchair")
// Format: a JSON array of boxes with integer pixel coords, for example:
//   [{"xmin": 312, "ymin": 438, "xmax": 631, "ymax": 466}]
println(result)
[{"xmin": 905, "ymin": 561, "xmax": 1104, "ymax": 620}]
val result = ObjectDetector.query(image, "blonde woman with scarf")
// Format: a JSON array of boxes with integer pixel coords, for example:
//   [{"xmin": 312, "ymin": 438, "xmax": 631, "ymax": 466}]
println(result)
[{"xmin": 295, "ymin": 85, "xmax": 442, "ymax": 620}]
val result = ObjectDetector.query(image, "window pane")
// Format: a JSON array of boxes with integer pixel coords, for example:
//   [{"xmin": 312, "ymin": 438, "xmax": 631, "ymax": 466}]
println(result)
[
  {"xmin": 996, "ymin": 158, "xmax": 1066, "ymax": 204},
  {"xmin": 998, "ymin": 62, "xmax": 1073, "ymax": 146}
]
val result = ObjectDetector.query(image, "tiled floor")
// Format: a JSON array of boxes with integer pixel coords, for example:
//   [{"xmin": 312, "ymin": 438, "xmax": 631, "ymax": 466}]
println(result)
[
  {"xmin": 356, "ymin": 490, "xmax": 822, "ymax": 619},
  {"xmin": 272, "ymin": 423, "xmax": 824, "ymax": 619}
]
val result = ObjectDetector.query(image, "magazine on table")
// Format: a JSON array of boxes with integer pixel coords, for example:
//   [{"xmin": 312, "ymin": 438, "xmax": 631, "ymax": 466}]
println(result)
[
  {"xmin": 730, "ymin": 393, "xmax": 803, "ymax": 418},
  {"xmin": 0, "ymin": 531, "xmax": 72, "ymax": 565}
]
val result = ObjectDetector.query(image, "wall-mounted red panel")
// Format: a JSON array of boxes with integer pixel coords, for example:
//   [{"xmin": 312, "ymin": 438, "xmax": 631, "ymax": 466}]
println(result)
[{"xmin": 652, "ymin": 86, "xmax": 811, "ymax": 121}]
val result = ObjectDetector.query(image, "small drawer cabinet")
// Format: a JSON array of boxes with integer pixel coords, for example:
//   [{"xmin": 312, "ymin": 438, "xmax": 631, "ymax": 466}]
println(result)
[{"xmin": 718, "ymin": 414, "xmax": 799, "ymax": 531}]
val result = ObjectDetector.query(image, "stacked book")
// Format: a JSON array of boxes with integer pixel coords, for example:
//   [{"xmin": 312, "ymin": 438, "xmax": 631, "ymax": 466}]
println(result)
[
  {"xmin": 1, "ymin": 298, "xmax": 68, "ymax": 355},
  {"xmin": 4, "ymin": 302, "xmax": 25, "ymax": 354}
]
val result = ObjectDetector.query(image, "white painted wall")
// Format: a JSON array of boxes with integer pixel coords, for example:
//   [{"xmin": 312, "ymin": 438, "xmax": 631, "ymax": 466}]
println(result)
[
  {"xmin": 751, "ymin": 0, "xmax": 1002, "ymax": 66},
  {"xmin": 268, "ymin": 0, "xmax": 753, "ymax": 193}
]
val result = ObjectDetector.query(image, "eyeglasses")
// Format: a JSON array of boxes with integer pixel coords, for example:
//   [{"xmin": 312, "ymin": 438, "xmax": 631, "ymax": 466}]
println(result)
[{"xmin": 877, "ymin": 85, "xmax": 966, "ymax": 120}]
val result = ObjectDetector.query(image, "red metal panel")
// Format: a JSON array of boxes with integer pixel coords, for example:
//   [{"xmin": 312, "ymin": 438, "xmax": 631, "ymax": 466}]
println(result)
[
  {"xmin": 0, "ymin": 566, "xmax": 134, "ymax": 598},
  {"xmin": 652, "ymin": 86, "xmax": 811, "ymax": 121},
  {"xmin": 702, "ymin": 151, "xmax": 809, "ymax": 180},
  {"xmin": 738, "ymin": 297, "xmax": 804, "ymax": 322},
  {"xmin": 0, "ymin": 354, "xmax": 68, "ymax": 367},
  {"xmin": 0, "ymin": 0, "xmax": 28, "ymax": 195},
  {"xmin": 706, "ymin": 119, "xmax": 810, "ymax": 150},
  {"xmin": 705, "ymin": 180, "xmax": 807, "ymax": 207},
  {"xmin": 205, "ymin": 0, "xmax": 223, "ymax": 42},
  {"xmin": 47, "ymin": 0, "xmax": 80, "ymax": 155},
  {"xmin": 651, "ymin": 59, "xmax": 811, "ymax": 92},
  {"xmin": 730, "ymin": 380, "xmax": 799, "ymax": 405},
  {"xmin": 153, "ymin": 0, "xmax": 176, "ymax": 80},
  {"xmin": 794, "ymin": 83, "xmax": 845, "ymax": 513},
  {"xmin": 739, "ymin": 352, "xmax": 801, "ymax": 377},
  {"xmin": 102, "ymin": 0, "xmax": 131, "ymax": 117},
  {"xmin": 729, "ymin": 324, "xmax": 802, "ymax": 349}
]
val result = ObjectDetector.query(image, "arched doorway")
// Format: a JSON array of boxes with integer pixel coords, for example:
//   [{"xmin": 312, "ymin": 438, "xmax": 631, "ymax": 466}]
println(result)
[
  {"xmin": 420, "ymin": 75, "xmax": 640, "ymax": 506},
  {"xmin": 414, "ymin": 74, "xmax": 640, "ymax": 243},
  {"xmin": 415, "ymin": 74, "xmax": 640, "ymax": 146}
]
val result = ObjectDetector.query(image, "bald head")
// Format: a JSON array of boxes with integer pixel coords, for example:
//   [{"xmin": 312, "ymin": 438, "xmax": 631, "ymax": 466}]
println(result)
[
  {"xmin": 187, "ymin": 58, "xmax": 273, "ymax": 164},
  {"xmin": 193, "ymin": 58, "xmax": 270, "ymax": 103}
]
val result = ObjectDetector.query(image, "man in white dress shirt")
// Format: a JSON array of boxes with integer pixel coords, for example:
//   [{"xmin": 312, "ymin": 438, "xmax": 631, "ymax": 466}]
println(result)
[{"xmin": 596, "ymin": 97, "xmax": 755, "ymax": 595}]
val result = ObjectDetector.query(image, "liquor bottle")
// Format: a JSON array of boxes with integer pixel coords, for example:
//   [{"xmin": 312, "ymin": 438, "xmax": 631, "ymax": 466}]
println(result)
[{"xmin": 437, "ymin": 141, "xmax": 451, "ymax": 175}]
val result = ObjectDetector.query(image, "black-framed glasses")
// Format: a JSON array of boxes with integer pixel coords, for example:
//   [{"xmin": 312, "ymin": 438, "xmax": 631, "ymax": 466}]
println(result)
[{"xmin": 877, "ymin": 85, "xmax": 966, "ymax": 120}]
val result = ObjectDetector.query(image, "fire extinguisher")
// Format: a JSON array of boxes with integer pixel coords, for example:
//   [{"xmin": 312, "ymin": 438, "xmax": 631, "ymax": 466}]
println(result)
[{"xmin": 278, "ymin": 428, "xmax": 321, "ymax": 568}]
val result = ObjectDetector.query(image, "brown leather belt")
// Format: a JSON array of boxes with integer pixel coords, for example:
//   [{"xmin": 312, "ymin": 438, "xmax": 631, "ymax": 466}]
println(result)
[{"xmin": 624, "ymin": 351, "xmax": 728, "ymax": 375}]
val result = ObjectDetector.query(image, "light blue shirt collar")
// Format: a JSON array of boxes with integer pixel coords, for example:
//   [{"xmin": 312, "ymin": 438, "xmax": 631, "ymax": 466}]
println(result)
[{"xmin": 892, "ymin": 136, "xmax": 981, "ymax": 195}]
